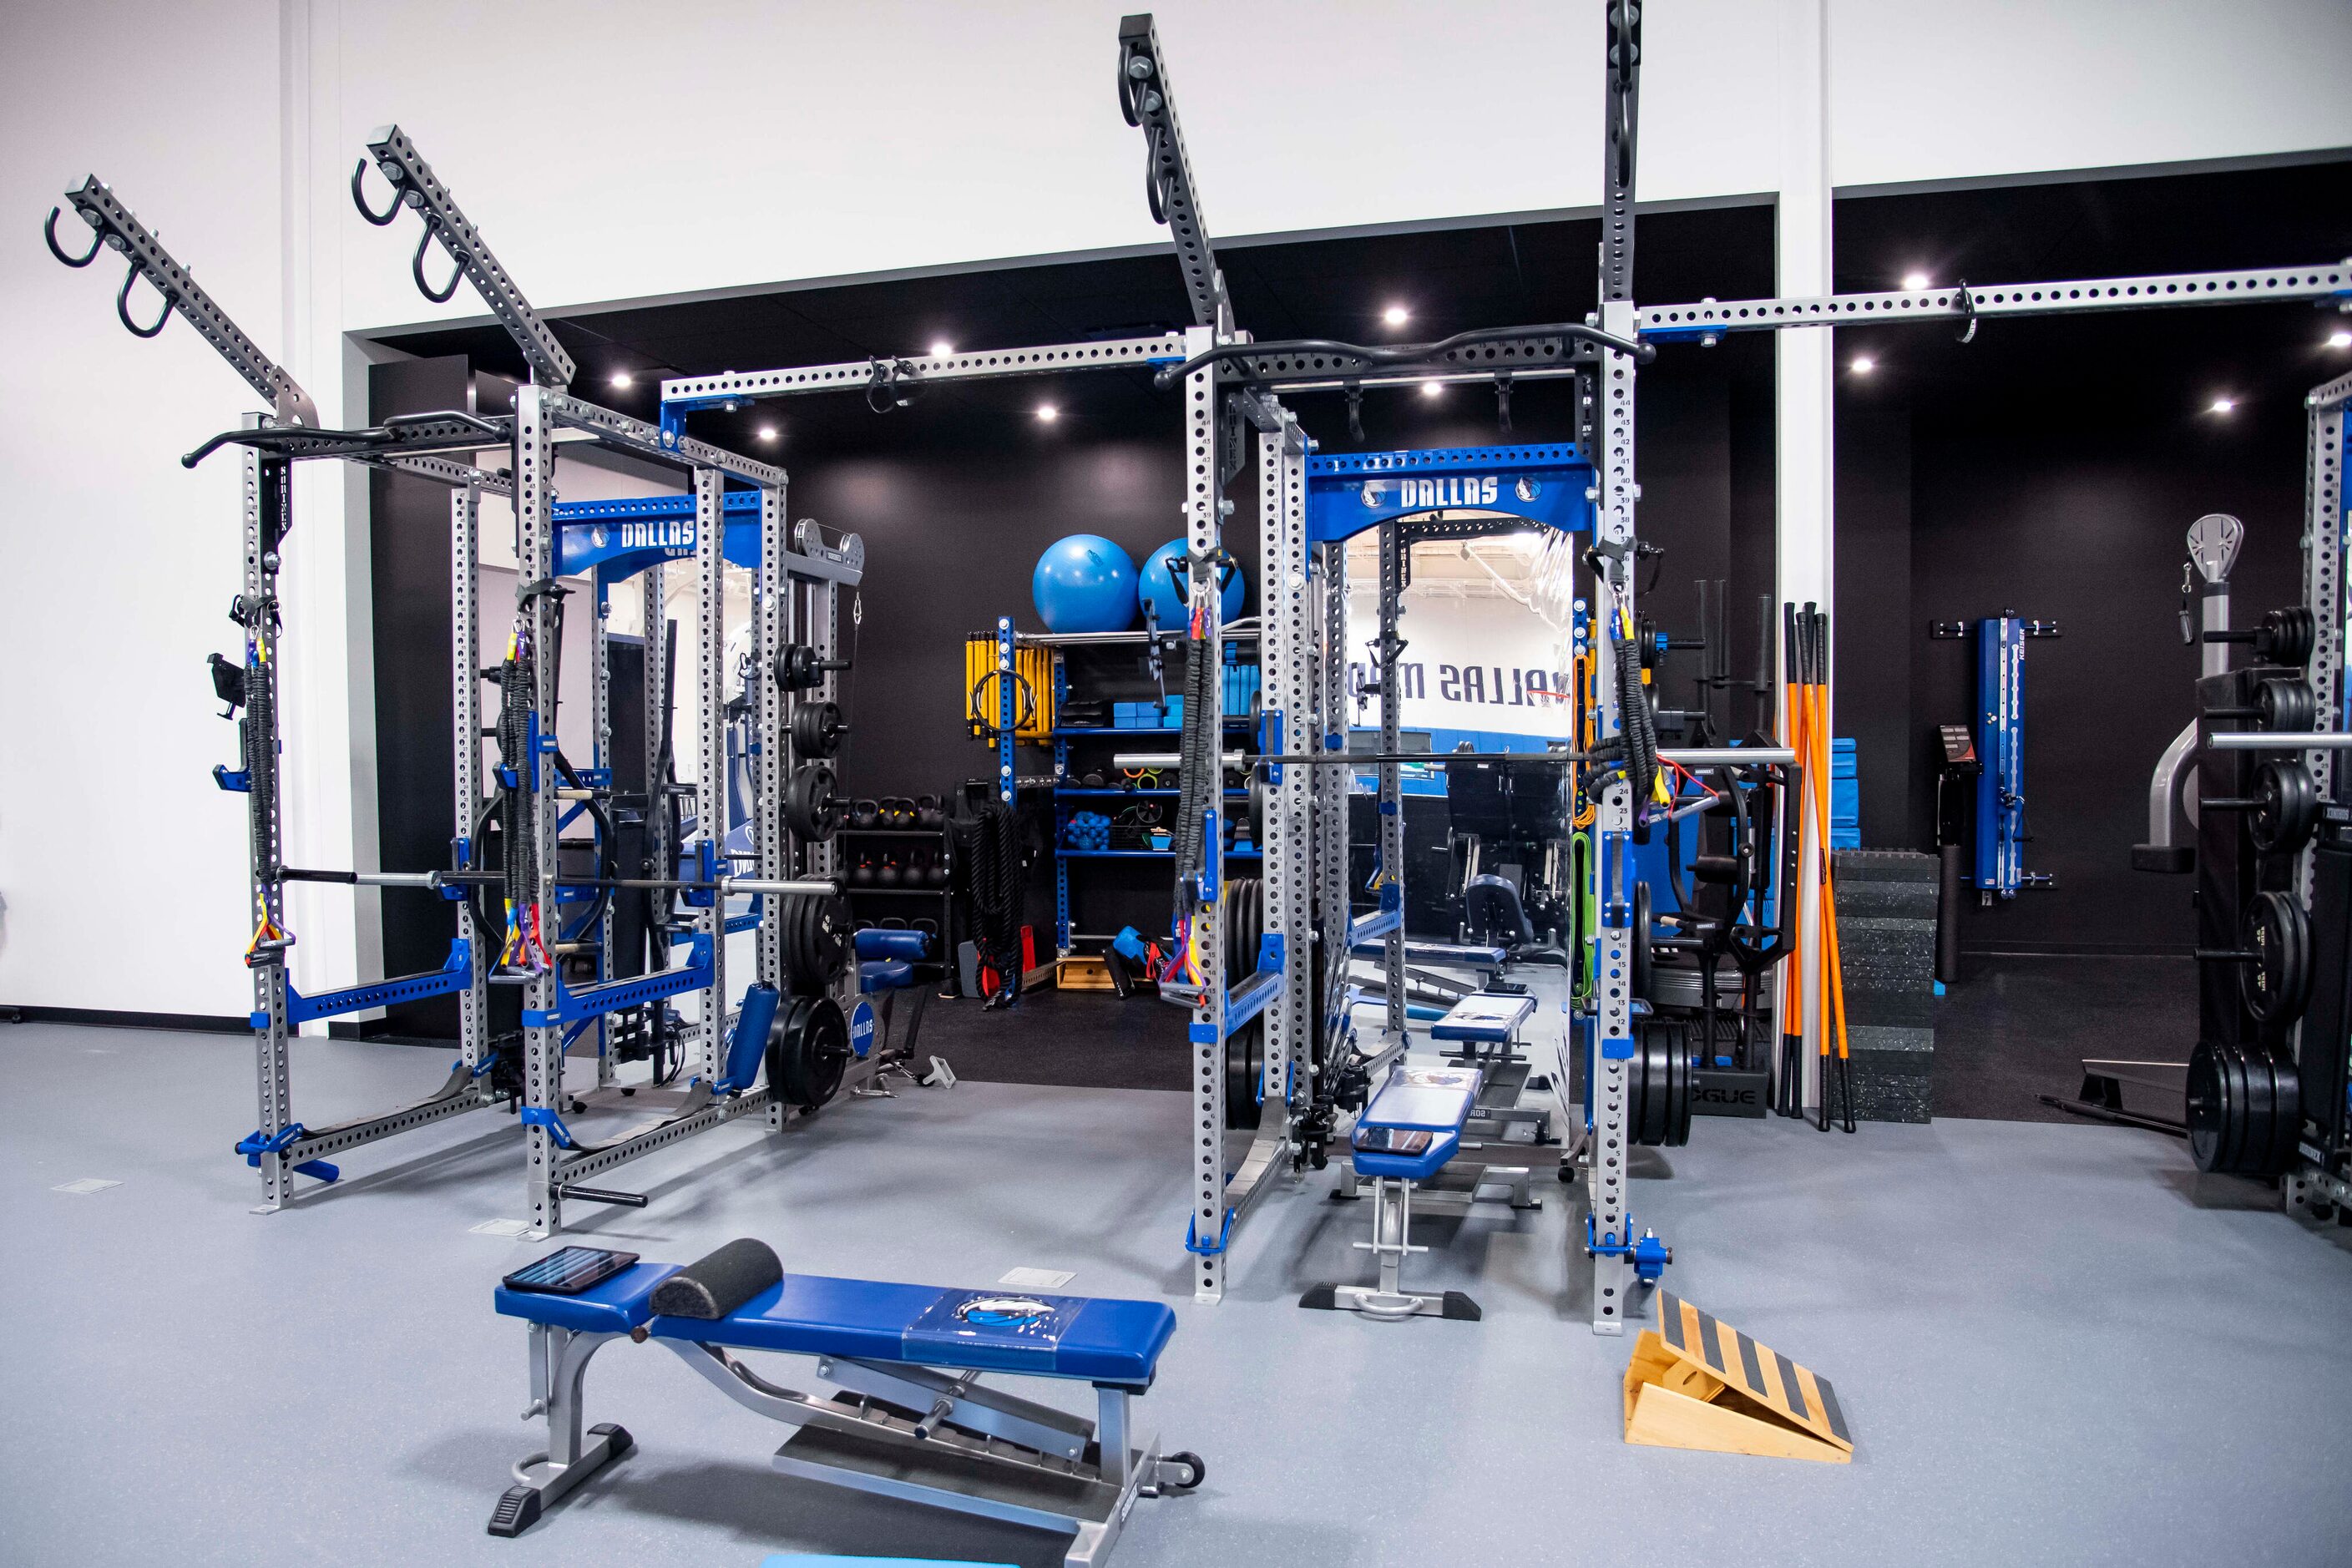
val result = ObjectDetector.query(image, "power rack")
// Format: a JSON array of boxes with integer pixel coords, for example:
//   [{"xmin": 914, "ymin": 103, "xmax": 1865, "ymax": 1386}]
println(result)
[{"xmin": 48, "ymin": 129, "xmax": 889, "ymax": 1234}]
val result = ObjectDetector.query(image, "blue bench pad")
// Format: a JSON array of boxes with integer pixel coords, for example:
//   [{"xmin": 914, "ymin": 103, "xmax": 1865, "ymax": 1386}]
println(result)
[
  {"xmin": 1349, "ymin": 1065, "xmax": 1484, "ymax": 1181},
  {"xmin": 1431, "ymin": 993, "xmax": 1535, "ymax": 1042},
  {"xmin": 860, "ymin": 959, "xmax": 915, "ymax": 992},
  {"xmin": 1354, "ymin": 1129, "xmax": 1461, "ymax": 1182},
  {"xmin": 498, "ymin": 1267, "xmax": 1173, "ymax": 1385}
]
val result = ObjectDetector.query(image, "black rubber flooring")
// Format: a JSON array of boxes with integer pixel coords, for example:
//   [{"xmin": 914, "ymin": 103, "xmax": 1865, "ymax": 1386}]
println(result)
[
  {"xmin": 902, "ymin": 983, "xmax": 1190, "ymax": 1091},
  {"xmin": 1930, "ymin": 952, "xmax": 2196, "ymax": 1124},
  {"xmin": 920, "ymin": 953, "xmax": 2199, "ymax": 1125}
]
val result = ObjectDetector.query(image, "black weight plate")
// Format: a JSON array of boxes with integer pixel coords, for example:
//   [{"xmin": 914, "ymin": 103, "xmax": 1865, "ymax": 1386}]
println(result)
[
  {"xmin": 2250, "ymin": 760, "xmax": 2318, "ymax": 857},
  {"xmin": 2256, "ymin": 677, "xmax": 2315, "ymax": 734},
  {"xmin": 1666, "ymin": 1022, "xmax": 1692, "ymax": 1147},
  {"xmin": 1631, "ymin": 881, "xmax": 1653, "ymax": 1002},
  {"xmin": 773, "ymin": 994, "xmax": 850, "ymax": 1109},
  {"xmin": 2258, "ymin": 1048, "xmax": 2305, "ymax": 1174},
  {"xmin": 1635, "ymin": 1027, "xmax": 1667, "ymax": 1147},
  {"xmin": 1225, "ymin": 1019, "xmax": 1263, "ymax": 1129},
  {"xmin": 792, "ymin": 701, "xmax": 844, "ymax": 759},
  {"xmin": 2243, "ymin": 891, "xmax": 2311, "ymax": 1026},
  {"xmin": 766, "ymin": 995, "xmax": 812, "ymax": 1104},
  {"xmin": 2242, "ymin": 1045, "xmax": 2285, "ymax": 1177},
  {"xmin": 2185, "ymin": 1039, "xmax": 2227, "ymax": 1172}
]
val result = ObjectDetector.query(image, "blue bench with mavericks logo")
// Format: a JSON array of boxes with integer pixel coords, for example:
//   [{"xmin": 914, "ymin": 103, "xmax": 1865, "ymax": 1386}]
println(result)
[{"xmin": 488, "ymin": 1238, "xmax": 1200, "ymax": 1566}]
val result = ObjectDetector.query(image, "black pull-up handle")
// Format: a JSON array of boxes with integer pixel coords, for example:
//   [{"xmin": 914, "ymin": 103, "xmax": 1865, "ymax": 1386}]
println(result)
[
  {"xmin": 350, "ymin": 157, "xmax": 402, "ymax": 225},
  {"xmin": 43, "ymin": 205, "xmax": 101, "ymax": 266}
]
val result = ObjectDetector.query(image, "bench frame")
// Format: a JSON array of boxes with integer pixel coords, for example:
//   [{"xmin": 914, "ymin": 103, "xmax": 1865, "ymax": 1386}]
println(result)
[{"xmin": 494, "ymin": 1317, "xmax": 1195, "ymax": 1565}]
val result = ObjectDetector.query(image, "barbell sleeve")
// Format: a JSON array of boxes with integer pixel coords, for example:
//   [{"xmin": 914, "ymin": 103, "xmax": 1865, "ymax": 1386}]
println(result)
[{"xmin": 2206, "ymin": 731, "xmax": 2352, "ymax": 750}]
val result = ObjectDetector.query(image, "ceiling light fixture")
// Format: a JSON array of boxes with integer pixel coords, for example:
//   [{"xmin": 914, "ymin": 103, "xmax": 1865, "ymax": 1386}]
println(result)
[
  {"xmin": 930, "ymin": 340, "xmax": 955, "ymax": 357},
  {"xmin": 1419, "ymin": 380, "xmax": 1444, "ymax": 397},
  {"xmin": 756, "ymin": 425, "xmax": 779, "ymax": 442},
  {"xmin": 2329, "ymin": 330, "xmax": 2352, "ymax": 349},
  {"xmin": 609, "ymin": 371, "xmax": 634, "ymax": 389},
  {"xmin": 2208, "ymin": 397, "xmax": 2236, "ymax": 416},
  {"xmin": 1901, "ymin": 271, "xmax": 1931, "ymax": 291},
  {"xmin": 1851, "ymin": 356, "xmax": 1875, "ymax": 374},
  {"xmin": 1036, "ymin": 403, "xmax": 1060, "ymax": 423},
  {"xmin": 1383, "ymin": 304, "xmax": 1410, "ymax": 326}
]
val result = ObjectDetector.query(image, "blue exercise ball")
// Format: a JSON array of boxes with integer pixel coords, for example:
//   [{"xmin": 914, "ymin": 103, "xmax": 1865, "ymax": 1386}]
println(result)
[
  {"xmin": 1031, "ymin": 534, "xmax": 1138, "ymax": 634},
  {"xmin": 1138, "ymin": 539, "xmax": 1246, "ymax": 628}
]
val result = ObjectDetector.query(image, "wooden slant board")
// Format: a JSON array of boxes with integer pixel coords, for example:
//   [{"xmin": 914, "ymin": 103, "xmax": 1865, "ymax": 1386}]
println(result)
[
  {"xmin": 1057, "ymin": 956, "xmax": 1117, "ymax": 990},
  {"xmin": 1622, "ymin": 1291, "xmax": 1854, "ymax": 1464}
]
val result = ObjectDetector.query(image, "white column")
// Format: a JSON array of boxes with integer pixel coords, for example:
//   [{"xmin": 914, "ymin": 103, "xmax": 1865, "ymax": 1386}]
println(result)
[
  {"xmin": 274, "ymin": 0, "xmax": 367, "ymax": 1029},
  {"xmin": 1774, "ymin": 0, "xmax": 1834, "ymax": 1103}
]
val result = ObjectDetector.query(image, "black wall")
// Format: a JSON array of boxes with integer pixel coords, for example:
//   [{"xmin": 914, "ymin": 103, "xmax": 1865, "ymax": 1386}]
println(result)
[
  {"xmin": 1828, "ymin": 159, "xmax": 2349, "ymax": 953},
  {"xmin": 367, "ymin": 357, "xmax": 475, "ymax": 1037}
]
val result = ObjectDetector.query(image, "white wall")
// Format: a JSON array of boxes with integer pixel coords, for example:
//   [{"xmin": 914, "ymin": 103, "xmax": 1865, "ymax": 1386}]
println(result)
[{"xmin": 8, "ymin": 0, "xmax": 2349, "ymax": 1015}]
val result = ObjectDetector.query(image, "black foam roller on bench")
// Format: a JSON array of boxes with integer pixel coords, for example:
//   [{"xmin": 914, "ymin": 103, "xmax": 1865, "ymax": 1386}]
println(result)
[{"xmin": 648, "ymin": 1237, "xmax": 784, "ymax": 1320}]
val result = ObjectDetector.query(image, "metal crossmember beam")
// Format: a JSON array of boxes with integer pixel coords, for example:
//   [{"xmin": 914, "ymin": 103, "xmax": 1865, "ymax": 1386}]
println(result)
[
  {"xmin": 1641, "ymin": 262, "xmax": 2352, "ymax": 337},
  {"xmin": 1118, "ymin": 12, "xmax": 1223, "ymax": 327},
  {"xmin": 361, "ymin": 125, "xmax": 575, "ymax": 387},
  {"xmin": 544, "ymin": 392, "xmax": 785, "ymax": 487},
  {"xmin": 51, "ymin": 177, "xmax": 319, "ymax": 427},
  {"xmin": 660, "ymin": 335, "xmax": 1183, "ymax": 411}
]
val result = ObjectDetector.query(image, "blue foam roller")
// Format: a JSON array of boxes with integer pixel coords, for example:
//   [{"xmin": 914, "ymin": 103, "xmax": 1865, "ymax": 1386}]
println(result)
[{"xmin": 725, "ymin": 982, "xmax": 781, "ymax": 1093}]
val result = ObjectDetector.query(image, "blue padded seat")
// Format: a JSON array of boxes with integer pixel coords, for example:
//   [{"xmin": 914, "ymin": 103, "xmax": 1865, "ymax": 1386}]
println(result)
[
  {"xmin": 854, "ymin": 928, "xmax": 931, "ymax": 961},
  {"xmin": 498, "ymin": 1265, "xmax": 1176, "ymax": 1387},
  {"xmin": 1350, "ymin": 1065, "xmax": 1484, "ymax": 1181},
  {"xmin": 860, "ymin": 959, "xmax": 914, "ymax": 993},
  {"xmin": 1430, "ymin": 993, "xmax": 1535, "ymax": 1044}
]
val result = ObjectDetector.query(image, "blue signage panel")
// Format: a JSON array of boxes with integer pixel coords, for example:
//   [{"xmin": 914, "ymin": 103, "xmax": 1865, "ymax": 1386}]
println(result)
[{"xmin": 1305, "ymin": 443, "xmax": 1596, "ymax": 543}]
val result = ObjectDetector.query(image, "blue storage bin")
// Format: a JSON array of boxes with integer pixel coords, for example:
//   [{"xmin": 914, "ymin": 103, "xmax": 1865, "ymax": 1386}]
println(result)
[{"xmin": 1829, "ymin": 737, "xmax": 1859, "ymax": 848}]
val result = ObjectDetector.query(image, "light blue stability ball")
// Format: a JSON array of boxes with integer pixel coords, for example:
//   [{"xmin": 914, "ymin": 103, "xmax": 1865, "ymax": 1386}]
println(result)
[
  {"xmin": 1138, "ymin": 538, "xmax": 1246, "ymax": 627},
  {"xmin": 1031, "ymin": 534, "xmax": 1139, "ymax": 633}
]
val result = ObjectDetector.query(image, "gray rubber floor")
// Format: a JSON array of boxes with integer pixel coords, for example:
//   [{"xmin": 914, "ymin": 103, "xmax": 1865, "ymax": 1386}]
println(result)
[{"xmin": 4, "ymin": 1019, "xmax": 2349, "ymax": 1568}]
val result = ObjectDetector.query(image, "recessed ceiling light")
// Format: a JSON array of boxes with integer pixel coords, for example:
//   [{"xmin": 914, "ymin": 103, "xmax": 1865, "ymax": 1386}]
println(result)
[
  {"xmin": 756, "ymin": 425, "xmax": 779, "ymax": 442},
  {"xmin": 2329, "ymin": 330, "xmax": 2352, "ymax": 349},
  {"xmin": 1036, "ymin": 403, "xmax": 1060, "ymax": 423},
  {"xmin": 609, "ymin": 371, "xmax": 634, "ymax": 389},
  {"xmin": 2208, "ymin": 397, "xmax": 2236, "ymax": 415},
  {"xmin": 1419, "ymin": 380, "xmax": 1443, "ymax": 398},
  {"xmin": 1383, "ymin": 305, "xmax": 1410, "ymax": 326},
  {"xmin": 930, "ymin": 340, "xmax": 955, "ymax": 357},
  {"xmin": 1851, "ymin": 356, "xmax": 1875, "ymax": 374},
  {"xmin": 1901, "ymin": 271, "xmax": 1931, "ymax": 291}
]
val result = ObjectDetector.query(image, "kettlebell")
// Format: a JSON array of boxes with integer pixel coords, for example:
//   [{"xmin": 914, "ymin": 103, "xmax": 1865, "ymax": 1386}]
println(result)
[
  {"xmin": 876, "ymin": 854, "xmax": 903, "ymax": 887},
  {"xmin": 850, "ymin": 798, "xmax": 881, "ymax": 830},
  {"xmin": 925, "ymin": 851, "xmax": 948, "ymax": 888},
  {"xmin": 852, "ymin": 853, "xmax": 876, "ymax": 885},
  {"xmin": 914, "ymin": 794, "xmax": 945, "ymax": 831}
]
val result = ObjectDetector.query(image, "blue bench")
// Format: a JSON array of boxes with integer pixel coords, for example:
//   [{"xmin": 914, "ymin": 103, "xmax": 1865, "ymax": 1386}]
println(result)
[
  {"xmin": 1301, "ymin": 1065, "xmax": 1485, "ymax": 1321},
  {"xmin": 1429, "ymin": 992, "xmax": 1535, "ymax": 1045},
  {"xmin": 490, "ymin": 1239, "xmax": 1200, "ymax": 1565},
  {"xmin": 854, "ymin": 928, "xmax": 937, "ymax": 1064}
]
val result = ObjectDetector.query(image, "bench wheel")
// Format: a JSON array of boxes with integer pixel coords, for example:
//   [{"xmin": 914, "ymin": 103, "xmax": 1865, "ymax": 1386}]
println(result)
[{"xmin": 1160, "ymin": 1450, "xmax": 1206, "ymax": 1492}]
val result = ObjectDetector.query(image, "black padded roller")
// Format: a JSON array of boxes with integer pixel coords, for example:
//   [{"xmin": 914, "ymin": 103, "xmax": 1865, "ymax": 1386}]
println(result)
[{"xmin": 648, "ymin": 1237, "xmax": 783, "ymax": 1320}]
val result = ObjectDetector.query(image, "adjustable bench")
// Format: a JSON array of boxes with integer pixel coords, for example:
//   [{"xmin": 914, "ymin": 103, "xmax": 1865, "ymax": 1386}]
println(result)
[
  {"xmin": 491, "ymin": 1239, "xmax": 1200, "ymax": 1566},
  {"xmin": 1432, "ymin": 991, "xmax": 1554, "ymax": 1146},
  {"xmin": 1301, "ymin": 1063, "xmax": 1491, "ymax": 1321}
]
